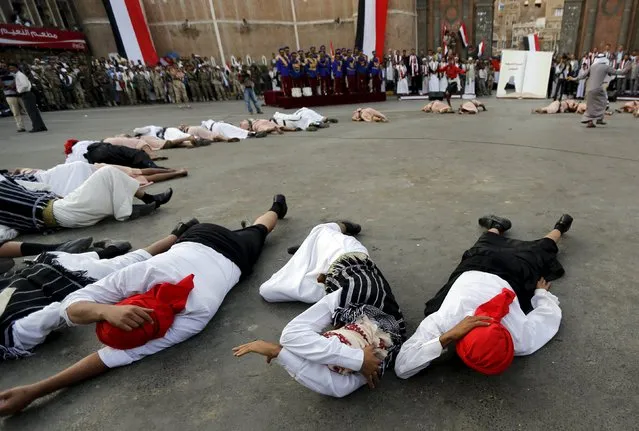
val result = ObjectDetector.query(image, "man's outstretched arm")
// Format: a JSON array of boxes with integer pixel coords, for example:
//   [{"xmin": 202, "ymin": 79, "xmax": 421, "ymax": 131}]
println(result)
[{"xmin": 0, "ymin": 352, "xmax": 108, "ymax": 417}]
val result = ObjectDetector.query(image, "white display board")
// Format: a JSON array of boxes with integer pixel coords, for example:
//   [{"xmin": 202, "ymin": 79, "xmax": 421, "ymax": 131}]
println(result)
[{"xmin": 497, "ymin": 50, "xmax": 552, "ymax": 99}]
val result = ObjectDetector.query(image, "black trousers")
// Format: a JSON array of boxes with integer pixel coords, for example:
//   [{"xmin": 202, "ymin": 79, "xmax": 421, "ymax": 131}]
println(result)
[
  {"xmin": 19, "ymin": 91, "xmax": 46, "ymax": 131},
  {"xmin": 424, "ymin": 233, "xmax": 564, "ymax": 316}
]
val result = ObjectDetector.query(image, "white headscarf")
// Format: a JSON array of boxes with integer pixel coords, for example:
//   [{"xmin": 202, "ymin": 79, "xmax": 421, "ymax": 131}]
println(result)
[{"xmin": 593, "ymin": 54, "xmax": 609, "ymax": 66}]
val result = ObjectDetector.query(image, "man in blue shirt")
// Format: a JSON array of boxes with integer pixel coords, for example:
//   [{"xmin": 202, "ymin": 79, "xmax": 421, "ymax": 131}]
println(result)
[
  {"xmin": 275, "ymin": 47, "xmax": 291, "ymax": 96},
  {"xmin": 305, "ymin": 53, "xmax": 319, "ymax": 95},
  {"xmin": 332, "ymin": 49, "xmax": 344, "ymax": 95},
  {"xmin": 369, "ymin": 53, "xmax": 383, "ymax": 93},
  {"xmin": 317, "ymin": 52, "xmax": 332, "ymax": 96},
  {"xmin": 345, "ymin": 49, "xmax": 357, "ymax": 94},
  {"xmin": 357, "ymin": 52, "xmax": 369, "ymax": 93}
]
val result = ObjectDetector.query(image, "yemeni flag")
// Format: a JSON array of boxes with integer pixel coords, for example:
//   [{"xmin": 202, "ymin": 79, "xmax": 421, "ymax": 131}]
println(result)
[
  {"xmin": 477, "ymin": 40, "xmax": 485, "ymax": 57},
  {"xmin": 523, "ymin": 33, "xmax": 540, "ymax": 52},
  {"xmin": 458, "ymin": 22, "xmax": 469, "ymax": 48},
  {"xmin": 102, "ymin": 0, "xmax": 158, "ymax": 65},
  {"xmin": 355, "ymin": 0, "xmax": 389, "ymax": 59}
]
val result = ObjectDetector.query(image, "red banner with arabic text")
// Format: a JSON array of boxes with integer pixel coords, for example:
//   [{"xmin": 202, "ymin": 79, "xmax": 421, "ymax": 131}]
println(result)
[{"xmin": 0, "ymin": 24, "xmax": 87, "ymax": 51}]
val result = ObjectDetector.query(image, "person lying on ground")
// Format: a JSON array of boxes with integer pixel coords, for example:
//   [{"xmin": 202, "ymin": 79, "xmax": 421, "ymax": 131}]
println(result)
[
  {"xmin": 6, "ymin": 162, "xmax": 186, "ymax": 197},
  {"xmin": 239, "ymin": 119, "xmax": 298, "ymax": 134},
  {"xmin": 234, "ymin": 221, "xmax": 405, "ymax": 398},
  {"xmin": 352, "ymin": 107, "xmax": 388, "ymax": 122},
  {"xmin": 0, "ymin": 166, "xmax": 173, "ymax": 236},
  {"xmin": 0, "ymin": 195, "xmax": 288, "ymax": 416},
  {"xmin": 64, "ymin": 140, "xmax": 167, "ymax": 168},
  {"xmin": 395, "ymin": 214, "xmax": 572, "ymax": 378}
]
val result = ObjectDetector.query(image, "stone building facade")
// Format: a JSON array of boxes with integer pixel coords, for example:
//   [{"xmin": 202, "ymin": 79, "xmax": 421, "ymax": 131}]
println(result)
[
  {"xmin": 2, "ymin": 1, "xmax": 636, "ymax": 61},
  {"xmin": 71, "ymin": 0, "xmax": 417, "ymax": 63}
]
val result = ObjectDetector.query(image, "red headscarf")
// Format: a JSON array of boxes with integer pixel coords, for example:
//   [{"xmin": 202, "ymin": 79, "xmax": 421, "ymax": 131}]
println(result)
[
  {"xmin": 64, "ymin": 139, "xmax": 78, "ymax": 155},
  {"xmin": 96, "ymin": 274, "xmax": 195, "ymax": 350},
  {"xmin": 456, "ymin": 288, "xmax": 515, "ymax": 375}
]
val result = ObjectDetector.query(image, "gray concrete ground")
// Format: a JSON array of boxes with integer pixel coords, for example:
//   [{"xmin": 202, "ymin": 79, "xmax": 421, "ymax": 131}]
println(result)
[{"xmin": 0, "ymin": 98, "xmax": 637, "ymax": 431}]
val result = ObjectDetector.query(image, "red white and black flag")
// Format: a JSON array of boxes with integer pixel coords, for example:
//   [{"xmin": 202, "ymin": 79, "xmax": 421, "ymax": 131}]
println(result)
[
  {"xmin": 458, "ymin": 22, "xmax": 469, "ymax": 48},
  {"xmin": 523, "ymin": 33, "xmax": 540, "ymax": 52},
  {"xmin": 355, "ymin": 0, "xmax": 388, "ymax": 59},
  {"xmin": 102, "ymin": 0, "xmax": 158, "ymax": 64}
]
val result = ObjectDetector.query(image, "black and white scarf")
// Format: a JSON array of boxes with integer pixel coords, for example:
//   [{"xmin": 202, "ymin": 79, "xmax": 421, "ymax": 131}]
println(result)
[
  {"xmin": 324, "ymin": 253, "xmax": 406, "ymax": 373},
  {"xmin": 0, "ymin": 253, "xmax": 96, "ymax": 360}
]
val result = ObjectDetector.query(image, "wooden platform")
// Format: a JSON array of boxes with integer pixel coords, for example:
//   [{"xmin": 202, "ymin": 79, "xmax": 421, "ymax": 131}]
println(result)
[{"xmin": 265, "ymin": 91, "xmax": 386, "ymax": 109}]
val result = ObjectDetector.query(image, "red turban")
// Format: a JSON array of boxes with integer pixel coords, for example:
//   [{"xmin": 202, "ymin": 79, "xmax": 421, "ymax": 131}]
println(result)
[
  {"xmin": 64, "ymin": 139, "xmax": 78, "ymax": 155},
  {"xmin": 96, "ymin": 274, "xmax": 195, "ymax": 350},
  {"xmin": 456, "ymin": 288, "xmax": 515, "ymax": 375}
]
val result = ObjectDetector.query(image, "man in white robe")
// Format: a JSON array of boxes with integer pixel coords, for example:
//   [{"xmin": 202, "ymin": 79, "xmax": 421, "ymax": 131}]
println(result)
[
  {"xmin": 395, "ymin": 214, "xmax": 572, "ymax": 378},
  {"xmin": 0, "ymin": 196, "xmax": 287, "ymax": 416},
  {"xmin": 233, "ymin": 222, "xmax": 406, "ymax": 397},
  {"xmin": 271, "ymin": 108, "xmax": 338, "ymax": 131}
]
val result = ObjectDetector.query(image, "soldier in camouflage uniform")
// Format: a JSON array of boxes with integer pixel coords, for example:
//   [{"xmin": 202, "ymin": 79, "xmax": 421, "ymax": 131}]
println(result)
[
  {"xmin": 125, "ymin": 68, "xmax": 137, "ymax": 105},
  {"xmin": 185, "ymin": 64, "xmax": 201, "ymax": 102},
  {"xmin": 44, "ymin": 63, "xmax": 66, "ymax": 109},
  {"xmin": 230, "ymin": 67, "xmax": 243, "ymax": 100},
  {"xmin": 72, "ymin": 68, "xmax": 88, "ymax": 108},
  {"xmin": 152, "ymin": 66, "xmax": 166, "ymax": 103},
  {"xmin": 198, "ymin": 64, "xmax": 214, "ymax": 101},
  {"xmin": 134, "ymin": 66, "xmax": 150, "ymax": 103},
  {"xmin": 212, "ymin": 66, "xmax": 228, "ymax": 100}
]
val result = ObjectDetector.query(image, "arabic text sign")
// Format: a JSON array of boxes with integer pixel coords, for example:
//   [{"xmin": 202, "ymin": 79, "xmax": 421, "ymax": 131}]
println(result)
[{"xmin": 0, "ymin": 24, "xmax": 87, "ymax": 51}]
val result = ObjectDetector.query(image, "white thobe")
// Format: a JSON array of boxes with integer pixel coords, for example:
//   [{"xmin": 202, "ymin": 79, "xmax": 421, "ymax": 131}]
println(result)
[
  {"xmin": 33, "ymin": 161, "xmax": 97, "ymax": 197},
  {"xmin": 394, "ymin": 271, "xmax": 562, "ymax": 379},
  {"xmin": 276, "ymin": 289, "xmax": 367, "ymax": 397},
  {"xmin": 259, "ymin": 223, "xmax": 368, "ymax": 303},
  {"xmin": 60, "ymin": 241, "xmax": 241, "ymax": 368},
  {"xmin": 439, "ymin": 63, "xmax": 448, "ymax": 90},
  {"xmin": 271, "ymin": 108, "xmax": 326, "ymax": 131},
  {"xmin": 11, "ymin": 249, "xmax": 152, "ymax": 351},
  {"xmin": 52, "ymin": 166, "xmax": 140, "ymax": 228},
  {"xmin": 133, "ymin": 125, "xmax": 164, "ymax": 138},
  {"xmin": 163, "ymin": 127, "xmax": 191, "ymax": 141},
  {"xmin": 201, "ymin": 119, "xmax": 249, "ymax": 139},
  {"xmin": 428, "ymin": 62, "xmax": 440, "ymax": 92},
  {"xmin": 65, "ymin": 140, "xmax": 95, "ymax": 164}
]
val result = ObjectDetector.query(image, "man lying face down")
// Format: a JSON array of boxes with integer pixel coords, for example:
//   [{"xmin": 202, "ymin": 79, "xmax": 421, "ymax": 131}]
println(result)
[
  {"xmin": 0, "ymin": 195, "xmax": 288, "ymax": 416},
  {"xmin": 234, "ymin": 222, "xmax": 406, "ymax": 398},
  {"xmin": 395, "ymin": 214, "xmax": 572, "ymax": 378}
]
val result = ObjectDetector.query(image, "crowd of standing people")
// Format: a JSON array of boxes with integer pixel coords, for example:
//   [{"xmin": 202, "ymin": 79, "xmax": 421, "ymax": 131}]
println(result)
[
  {"xmin": 1, "ymin": 53, "xmax": 274, "ymax": 116},
  {"xmin": 548, "ymin": 45, "xmax": 638, "ymax": 101}
]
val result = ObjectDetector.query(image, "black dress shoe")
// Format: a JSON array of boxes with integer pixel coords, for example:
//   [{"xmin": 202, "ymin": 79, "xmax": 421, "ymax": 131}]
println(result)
[
  {"xmin": 478, "ymin": 215, "xmax": 512, "ymax": 233},
  {"xmin": 28, "ymin": 127, "xmax": 48, "ymax": 133},
  {"xmin": 93, "ymin": 238, "xmax": 132, "ymax": 257},
  {"xmin": 55, "ymin": 237, "xmax": 94, "ymax": 253},
  {"xmin": 92, "ymin": 239, "xmax": 132, "ymax": 254},
  {"xmin": 17, "ymin": 128, "xmax": 26, "ymax": 133},
  {"xmin": 273, "ymin": 194, "xmax": 288, "ymax": 219},
  {"xmin": 129, "ymin": 203, "xmax": 157, "ymax": 220},
  {"xmin": 254, "ymin": 131, "xmax": 268, "ymax": 138},
  {"xmin": 287, "ymin": 245, "xmax": 300, "ymax": 255},
  {"xmin": 327, "ymin": 118, "xmax": 339, "ymax": 123},
  {"xmin": 337, "ymin": 220, "xmax": 362, "ymax": 236},
  {"xmin": 171, "ymin": 218, "xmax": 200, "ymax": 237},
  {"xmin": 554, "ymin": 214, "xmax": 573, "ymax": 234},
  {"xmin": 596, "ymin": 119, "xmax": 607, "ymax": 125},
  {"xmin": 0, "ymin": 258, "xmax": 15, "ymax": 274},
  {"xmin": 152, "ymin": 188, "xmax": 173, "ymax": 208}
]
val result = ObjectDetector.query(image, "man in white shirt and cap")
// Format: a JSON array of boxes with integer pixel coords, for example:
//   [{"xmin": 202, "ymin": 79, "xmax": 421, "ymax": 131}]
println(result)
[
  {"xmin": 395, "ymin": 213, "xmax": 573, "ymax": 378},
  {"xmin": 233, "ymin": 221, "xmax": 406, "ymax": 397},
  {"xmin": 6, "ymin": 63, "xmax": 47, "ymax": 133},
  {"xmin": 0, "ymin": 195, "xmax": 288, "ymax": 416}
]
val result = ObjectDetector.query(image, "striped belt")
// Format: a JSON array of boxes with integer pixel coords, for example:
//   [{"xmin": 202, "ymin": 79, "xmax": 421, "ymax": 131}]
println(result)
[{"xmin": 42, "ymin": 199, "xmax": 59, "ymax": 228}]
